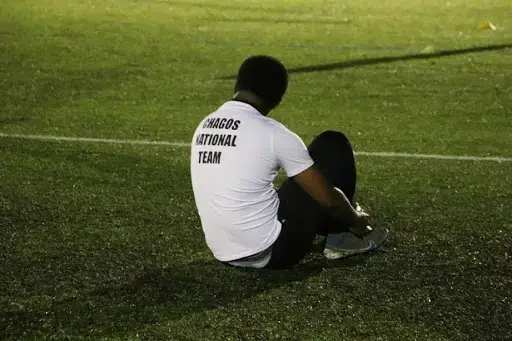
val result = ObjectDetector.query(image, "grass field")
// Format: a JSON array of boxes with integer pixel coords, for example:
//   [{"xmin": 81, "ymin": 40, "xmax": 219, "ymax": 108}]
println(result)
[{"xmin": 1, "ymin": 0, "xmax": 511, "ymax": 340}]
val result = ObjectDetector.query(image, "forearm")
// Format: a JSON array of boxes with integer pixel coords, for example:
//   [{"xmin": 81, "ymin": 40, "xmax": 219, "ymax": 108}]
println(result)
[
  {"xmin": 292, "ymin": 166, "xmax": 359, "ymax": 225},
  {"xmin": 325, "ymin": 187, "xmax": 358, "ymax": 225}
]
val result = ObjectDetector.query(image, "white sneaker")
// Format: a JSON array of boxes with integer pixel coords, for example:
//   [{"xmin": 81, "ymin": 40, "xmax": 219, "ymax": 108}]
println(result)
[
  {"xmin": 323, "ymin": 227, "xmax": 389, "ymax": 260},
  {"xmin": 323, "ymin": 231, "xmax": 375, "ymax": 259},
  {"xmin": 365, "ymin": 226, "xmax": 389, "ymax": 249},
  {"xmin": 323, "ymin": 203, "xmax": 389, "ymax": 260}
]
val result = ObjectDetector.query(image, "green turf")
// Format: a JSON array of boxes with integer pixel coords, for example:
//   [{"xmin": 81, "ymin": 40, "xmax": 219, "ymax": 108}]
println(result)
[{"xmin": 1, "ymin": 0, "xmax": 511, "ymax": 340}]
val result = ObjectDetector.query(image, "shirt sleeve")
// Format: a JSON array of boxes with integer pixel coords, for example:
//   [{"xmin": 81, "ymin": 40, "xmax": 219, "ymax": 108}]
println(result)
[{"xmin": 272, "ymin": 123, "xmax": 315, "ymax": 177}]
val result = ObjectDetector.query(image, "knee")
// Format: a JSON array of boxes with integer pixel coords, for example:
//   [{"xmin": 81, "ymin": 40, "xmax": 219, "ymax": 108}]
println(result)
[{"xmin": 313, "ymin": 130, "xmax": 352, "ymax": 149}]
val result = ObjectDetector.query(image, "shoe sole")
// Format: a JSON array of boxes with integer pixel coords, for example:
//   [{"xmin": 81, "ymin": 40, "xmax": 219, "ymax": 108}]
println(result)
[{"xmin": 323, "ymin": 241, "xmax": 376, "ymax": 260}]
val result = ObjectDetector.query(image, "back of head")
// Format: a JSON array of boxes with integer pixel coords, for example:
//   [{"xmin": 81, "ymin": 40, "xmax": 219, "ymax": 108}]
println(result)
[{"xmin": 234, "ymin": 55, "xmax": 289, "ymax": 110}]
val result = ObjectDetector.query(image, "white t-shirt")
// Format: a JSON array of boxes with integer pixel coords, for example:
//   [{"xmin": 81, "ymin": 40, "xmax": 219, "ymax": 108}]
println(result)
[{"xmin": 190, "ymin": 101, "xmax": 314, "ymax": 262}]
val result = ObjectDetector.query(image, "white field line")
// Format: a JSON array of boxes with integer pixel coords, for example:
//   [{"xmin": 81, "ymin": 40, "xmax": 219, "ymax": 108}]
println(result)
[
  {"xmin": 1, "ymin": 132, "xmax": 511, "ymax": 163},
  {"xmin": 0, "ymin": 133, "xmax": 190, "ymax": 147}
]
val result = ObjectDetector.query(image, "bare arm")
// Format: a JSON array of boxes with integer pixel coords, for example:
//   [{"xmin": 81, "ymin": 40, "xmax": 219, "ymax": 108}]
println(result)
[
  {"xmin": 292, "ymin": 165, "xmax": 370, "ymax": 236},
  {"xmin": 269, "ymin": 124, "xmax": 370, "ymax": 236}
]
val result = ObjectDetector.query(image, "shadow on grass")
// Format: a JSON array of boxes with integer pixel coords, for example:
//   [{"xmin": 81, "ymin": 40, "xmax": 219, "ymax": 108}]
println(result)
[
  {"xmin": 149, "ymin": 0, "xmax": 308, "ymax": 15},
  {"xmin": 1, "ymin": 253, "xmax": 374, "ymax": 340},
  {"xmin": 218, "ymin": 43, "xmax": 512, "ymax": 79},
  {"xmin": 2, "ymin": 237, "xmax": 510, "ymax": 340},
  {"xmin": 209, "ymin": 17, "xmax": 351, "ymax": 25}
]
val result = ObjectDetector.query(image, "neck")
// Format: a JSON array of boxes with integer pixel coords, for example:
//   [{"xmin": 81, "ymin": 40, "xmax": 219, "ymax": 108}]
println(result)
[{"xmin": 232, "ymin": 91, "xmax": 270, "ymax": 115}]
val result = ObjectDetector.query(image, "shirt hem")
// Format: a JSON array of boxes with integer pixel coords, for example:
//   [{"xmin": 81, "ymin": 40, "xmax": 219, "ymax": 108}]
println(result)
[{"xmin": 213, "ymin": 221, "xmax": 282, "ymax": 262}]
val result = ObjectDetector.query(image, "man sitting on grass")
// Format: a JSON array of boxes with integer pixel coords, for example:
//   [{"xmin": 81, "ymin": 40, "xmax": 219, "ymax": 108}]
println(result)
[{"xmin": 190, "ymin": 55, "xmax": 388, "ymax": 269}]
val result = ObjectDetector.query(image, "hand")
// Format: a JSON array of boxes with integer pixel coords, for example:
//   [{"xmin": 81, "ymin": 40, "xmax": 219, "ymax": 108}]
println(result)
[{"xmin": 349, "ymin": 211, "xmax": 372, "ymax": 238}]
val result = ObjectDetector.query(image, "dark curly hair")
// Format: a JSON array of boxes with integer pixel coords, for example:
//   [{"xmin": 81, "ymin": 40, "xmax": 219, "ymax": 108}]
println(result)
[{"xmin": 234, "ymin": 55, "xmax": 289, "ymax": 109}]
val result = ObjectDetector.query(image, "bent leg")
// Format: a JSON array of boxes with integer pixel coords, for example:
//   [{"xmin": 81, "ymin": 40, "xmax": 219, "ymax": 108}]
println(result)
[
  {"xmin": 307, "ymin": 130, "xmax": 357, "ymax": 236},
  {"xmin": 267, "ymin": 131, "xmax": 358, "ymax": 269},
  {"xmin": 278, "ymin": 130, "xmax": 357, "ymax": 234},
  {"xmin": 307, "ymin": 130, "xmax": 357, "ymax": 202}
]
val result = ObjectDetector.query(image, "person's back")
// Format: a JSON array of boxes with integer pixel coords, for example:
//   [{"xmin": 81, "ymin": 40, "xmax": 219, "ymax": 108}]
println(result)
[{"xmin": 191, "ymin": 101, "xmax": 299, "ymax": 261}]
